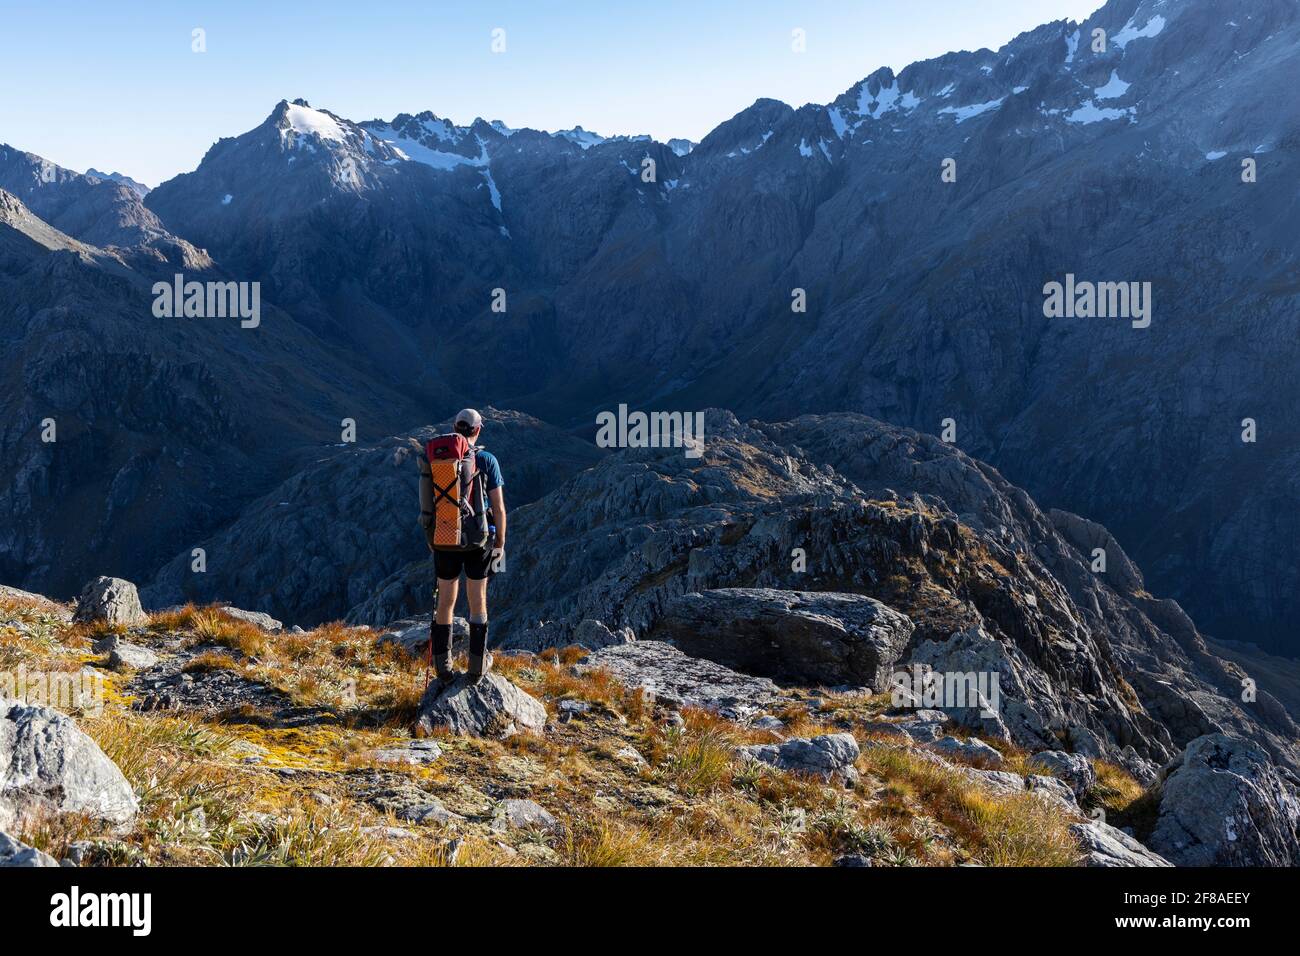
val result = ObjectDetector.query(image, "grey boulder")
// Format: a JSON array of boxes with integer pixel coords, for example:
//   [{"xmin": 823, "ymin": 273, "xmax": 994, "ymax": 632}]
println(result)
[
  {"xmin": 492, "ymin": 798, "xmax": 561, "ymax": 833},
  {"xmin": 0, "ymin": 701, "xmax": 138, "ymax": 831},
  {"xmin": 108, "ymin": 642, "xmax": 160, "ymax": 671},
  {"xmin": 1027, "ymin": 750, "xmax": 1096, "ymax": 799},
  {"xmin": 1145, "ymin": 734, "xmax": 1300, "ymax": 867},
  {"xmin": 654, "ymin": 588, "xmax": 913, "ymax": 690},
  {"xmin": 73, "ymin": 577, "xmax": 147, "ymax": 628},
  {"xmin": 0, "ymin": 830, "xmax": 58, "ymax": 867},
  {"xmin": 579, "ymin": 640, "xmax": 783, "ymax": 721},
  {"xmin": 929, "ymin": 736, "xmax": 1004, "ymax": 768},
  {"xmin": 1072, "ymin": 821, "xmax": 1172, "ymax": 868},
  {"xmin": 218, "ymin": 607, "xmax": 284, "ymax": 633},
  {"xmin": 415, "ymin": 673, "xmax": 546, "ymax": 739},
  {"xmin": 367, "ymin": 740, "xmax": 443, "ymax": 765},
  {"xmin": 571, "ymin": 619, "xmax": 635, "ymax": 649},
  {"xmin": 736, "ymin": 732, "xmax": 861, "ymax": 783},
  {"xmin": 376, "ymin": 615, "xmax": 468, "ymax": 656}
]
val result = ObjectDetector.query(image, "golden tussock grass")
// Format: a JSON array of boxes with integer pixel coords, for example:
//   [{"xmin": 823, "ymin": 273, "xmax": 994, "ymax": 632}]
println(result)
[{"xmin": 859, "ymin": 743, "xmax": 1080, "ymax": 866}]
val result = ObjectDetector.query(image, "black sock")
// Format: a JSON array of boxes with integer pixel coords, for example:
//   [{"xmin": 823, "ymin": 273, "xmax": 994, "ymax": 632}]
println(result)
[
  {"xmin": 469, "ymin": 621, "xmax": 488, "ymax": 657},
  {"xmin": 431, "ymin": 622, "xmax": 452, "ymax": 656}
]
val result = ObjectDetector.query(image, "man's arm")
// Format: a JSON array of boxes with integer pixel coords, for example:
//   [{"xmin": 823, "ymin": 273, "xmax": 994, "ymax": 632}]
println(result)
[{"xmin": 489, "ymin": 487, "xmax": 506, "ymax": 551}]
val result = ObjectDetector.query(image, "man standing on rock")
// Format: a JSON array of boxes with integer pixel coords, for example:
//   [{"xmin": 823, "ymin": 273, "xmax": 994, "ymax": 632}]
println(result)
[{"xmin": 420, "ymin": 408, "xmax": 506, "ymax": 683}]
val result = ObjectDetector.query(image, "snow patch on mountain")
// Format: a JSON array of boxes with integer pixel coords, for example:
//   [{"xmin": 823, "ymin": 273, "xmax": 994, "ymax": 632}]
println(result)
[
  {"xmin": 1113, "ymin": 14, "xmax": 1167, "ymax": 50},
  {"xmin": 1065, "ymin": 28, "xmax": 1081, "ymax": 64},
  {"xmin": 284, "ymin": 103, "xmax": 347, "ymax": 143},
  {"xmin": 858, "ymin": 81, "xmax": 921, "ymax": 119},
  {"xmin": 1095, "ymin": 70, "xmax": 1131, "ymax": 99},
  {"xmin": 1066, "ymin": 101, "xmax": 1136, "ymax": 124},
  {"xmin": 939, "ymin": 97, "xmax": 1005, "ymax": 123}
]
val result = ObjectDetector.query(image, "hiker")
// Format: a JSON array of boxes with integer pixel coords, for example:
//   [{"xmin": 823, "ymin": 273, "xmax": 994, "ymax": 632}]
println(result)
[{"xmin": 417, "ymin": 408, "xmax": 506, "ymax": 683}]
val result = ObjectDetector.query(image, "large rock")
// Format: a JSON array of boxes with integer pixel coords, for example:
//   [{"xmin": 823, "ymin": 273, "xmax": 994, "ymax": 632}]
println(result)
[
  {"xmin": 572, "ymin": 619, "xmax": 635, "ymax": 650},
  {"xmin": 1071, "ymin": 821, "xmax": 1172, "ymax": 868},
  {"xmin": 415, "ymin": 673, "xmax": 546, "ymax": 739},
  {"xmin": 653, "ymin": 589, "xmax": 912, "ymax": 690},
  {"xmin": 579, "ymin": 641, "xmax": 783, "ymax": 720},
  {"xmin": 929, "ymin": 735, "xmax": 1003, "ymax": 768},
  {"xmin": 72, "ymin": 577, "xmax": 146, "ymax": 628},
  {"xmin": 0, "ymin": 830, "xmax": 58, "ymax": 867},
  {"xmin": 1027, "ymin": 750, "xmax": 1096, "ymax": 799},
  {"xmin": 218, "ymin": 607, "xmax": 284, "ymax": 633},
  {"xmin": 0, "ymin": 701, "xmax": 139, "ymax": 831},
  {"xmin": 107, "ymin": 642, "xmax": 160, "ymax": 671},
  {"xmin": 1145, "ymin": 734, "xmax": 1300, "ymax": 867},
  {"xmin": 736, "ymin": 733, "xmax": 861, "ymax": 783},
  {"xmin": 376, "ymin": 615, "xmax": 468, "ymax": 657}
]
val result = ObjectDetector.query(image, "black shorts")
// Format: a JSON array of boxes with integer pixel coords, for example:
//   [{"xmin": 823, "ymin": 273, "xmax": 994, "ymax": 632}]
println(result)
[{"xmin": 434, "ymin": 547, "xmax": 491, "ymax": 582}]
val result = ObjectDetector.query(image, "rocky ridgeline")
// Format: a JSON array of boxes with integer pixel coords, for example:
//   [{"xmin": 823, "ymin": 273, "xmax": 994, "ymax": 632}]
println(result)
[{"xmin": 2, "ymin": 565, "xmax": 1298, "ymax": 868}]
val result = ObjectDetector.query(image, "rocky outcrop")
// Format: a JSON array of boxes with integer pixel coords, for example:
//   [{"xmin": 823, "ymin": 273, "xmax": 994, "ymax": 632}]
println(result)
[
  {"xmin": 572, "ymin": 619, "xmax": 635, "ymax": 649},
  {"xmin": 73, "ymin": 576, "xmax": 147, "ymax": 627},
  {"xmin": 736, "ymin": 733, "xmax": 861, "ymax": 784},
  {"xmin": 929, "ymin": 736, "xmax": 1003, "ymax": 768},
  {"xmin": 1027, "ymin": 751, "xmax": 1096, "ymax": 799},
  {"xmin": 579, "ymin": 641, "xmax": 784, "ymax": 720},
  {"xmin": 219, "ymin": 607, "xmax": 284, "ymax": 633},
  {"xmin": 652, "ymin": 588, "xmax": 912, "ymax": 690},
  {"xmin": 0, "ymin": 700, "xmax": 139, "ymax": 831},
  {"xmin": 1071, "ymin": 821, "xmax": 1172, "ymax": 868},
  {"xmin": 479, "ymin": 412, "xmax": 1295, "ymax": 782},
  {"xmin": 1144, "ymin": 735, "xmax": 1300, "ymax": 867},
  {"xmin": 493, "ymin": 798, "xmax": 561, "ymax": 834},
  {"xmin": 0, "ymin": 830, "xmax": 58, "ymax": 867},
  {"xmin": 415, "ymin": 673, "xmax": 547, "ymax": 739},
  {"xmin": 107, "ymin": 642, "xmax": 160, "ymax": 671}
]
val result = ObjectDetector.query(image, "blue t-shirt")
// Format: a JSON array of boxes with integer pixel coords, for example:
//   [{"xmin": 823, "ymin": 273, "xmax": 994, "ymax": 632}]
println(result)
[{"xmin": 475, "ymin": 450, "xmax": 504, "ymax": 491}]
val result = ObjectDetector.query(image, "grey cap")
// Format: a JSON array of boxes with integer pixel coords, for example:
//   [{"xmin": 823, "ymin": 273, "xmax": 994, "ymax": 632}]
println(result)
[{"xmin": 454, "ymin": 408, "xmax": 483, "ymax": 430}]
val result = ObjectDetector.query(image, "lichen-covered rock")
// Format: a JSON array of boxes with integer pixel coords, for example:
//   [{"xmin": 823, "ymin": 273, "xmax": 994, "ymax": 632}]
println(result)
[
  {"xmin": 73, "ymin": 576, "xmax": 146, "ymax": 628},
  {"xmin": 415, "ymin": 673, "xmax": 546, "ymax": 739},
  {"xmin": 493, "ymin": 798, "xmax": 561, "ymax": 833},
  {"xmin": 653, "ymin": 588, "xmax": 913, "ymax": 690},
  {"xmin": 1145, "ymin": 734, "xmax": 1300, "ymax": 867},
  {"xmin": 736, "ymin": 733, "xmax": 861, "ymax": 783},
  {"xmin": 0, "ymin": 701, "xmax": 138, "ymax": 831},
  {"xmin": 367, "ymin": 740, "xmax": 443, "ymax": 765}
]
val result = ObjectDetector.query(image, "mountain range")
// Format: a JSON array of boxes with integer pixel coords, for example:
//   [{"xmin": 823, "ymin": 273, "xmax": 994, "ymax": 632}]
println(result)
[{"xmin": 2, "ymin": 0, "xmax": 1299, "ymax": 665}]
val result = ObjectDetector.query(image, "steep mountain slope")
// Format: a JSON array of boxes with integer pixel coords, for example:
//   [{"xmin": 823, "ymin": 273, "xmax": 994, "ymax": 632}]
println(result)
[
  {"xmin": 138, "ymin": 0, "xmax": 1300, "ymax": 654},
  {"xmin": 0, "ymin": 145, "xmax": 204, "ymax": 270},
  {"xmin": 475, "ymin": 410, "xmax": 1298, "ymax": 779},
  {"xmin": 0, "ymin": 189, "xmax": 424, "ymax": 600}
]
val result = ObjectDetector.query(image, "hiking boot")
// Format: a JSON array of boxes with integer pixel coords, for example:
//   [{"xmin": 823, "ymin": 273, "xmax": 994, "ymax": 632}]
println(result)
[
  {"xmin": 467, "ymin": 620, "xmax": 490, "ymax": 683},
  {"xmin": 431, "ymin": 622, "xmax": 456, "ymax": 682},
  {"xmin": 467, "ymin": 651, "xmax": 492, "ymax": 684}
]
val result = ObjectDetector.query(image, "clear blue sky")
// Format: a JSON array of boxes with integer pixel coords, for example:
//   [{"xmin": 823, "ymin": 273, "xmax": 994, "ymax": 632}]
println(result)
[{"xmin": 0, "ymin": 0, "xmax": 1100, "ymax": 186}]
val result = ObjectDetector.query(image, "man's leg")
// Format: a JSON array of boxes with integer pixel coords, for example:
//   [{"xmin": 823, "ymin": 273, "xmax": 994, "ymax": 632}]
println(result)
[
  {"xmin": 432, "ymin": 574, "xmax": 460, "ymax": 680},
  {"xmin": 465, "ymin": 563, "xmax": 490, "ymax": 681}
]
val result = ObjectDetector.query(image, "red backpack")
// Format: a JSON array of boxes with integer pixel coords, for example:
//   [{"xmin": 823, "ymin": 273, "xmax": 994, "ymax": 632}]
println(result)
[{"xmin": 422, "ymin": 434, "xmax": 490, "ymax": 551}]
